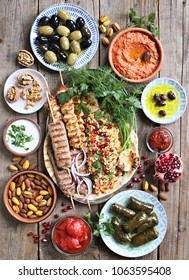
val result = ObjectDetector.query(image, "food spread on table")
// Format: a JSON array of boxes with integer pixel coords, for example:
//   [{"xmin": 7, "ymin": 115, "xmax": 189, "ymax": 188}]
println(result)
[{"xmin": 2, "ymin": 3, "xmax": 187, "ymax": 258}]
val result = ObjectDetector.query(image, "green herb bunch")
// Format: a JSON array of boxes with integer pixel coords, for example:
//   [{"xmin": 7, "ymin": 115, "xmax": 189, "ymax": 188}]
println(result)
[
  {"xmin": 58, "ymin": 67, "xmax": 144, "ymax": 150},
  {"xmin": 126, "ymin": 8, "xmax": 159, "ymax": 36}
]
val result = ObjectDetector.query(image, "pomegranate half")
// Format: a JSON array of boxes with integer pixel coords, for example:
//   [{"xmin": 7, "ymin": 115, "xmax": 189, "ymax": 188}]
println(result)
[{"xmin": 154, "ymin": 153, "xmax": 183, "ymax": 183}]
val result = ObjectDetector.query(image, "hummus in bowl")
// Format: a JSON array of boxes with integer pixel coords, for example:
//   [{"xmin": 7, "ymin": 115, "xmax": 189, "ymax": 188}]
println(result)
[{"xmin": 108, "ymin": 28, "xmax": 164, "ymax": 83}]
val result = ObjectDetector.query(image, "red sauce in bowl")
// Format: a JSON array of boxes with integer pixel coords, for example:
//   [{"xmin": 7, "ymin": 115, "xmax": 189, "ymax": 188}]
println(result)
[
  {"xmin": 147, "ymin": 127, "xmax": 173, "ymax": 153},
  {"xmin": 52, "ymin": 216, "xmax": 92, "ymax": 255}
]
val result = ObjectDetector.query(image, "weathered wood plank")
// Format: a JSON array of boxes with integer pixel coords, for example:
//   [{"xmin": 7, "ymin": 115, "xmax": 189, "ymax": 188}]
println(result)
[{"xmin": 0, "ymin": 0, "xmax": 38, "ymax": 260}]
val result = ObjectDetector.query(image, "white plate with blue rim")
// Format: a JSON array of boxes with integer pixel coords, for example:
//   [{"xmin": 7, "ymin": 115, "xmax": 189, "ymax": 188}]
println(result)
[
  {"xmin": 141, "ymin": 78, "xmax": 187, "ymax": 124},
  {"xmin": 100, "ymin": 190, "xmax": 167, "ymax": 258},
  {"xmin": 30, "ymin": 3, "xmax": 99, "ymax": 71}
]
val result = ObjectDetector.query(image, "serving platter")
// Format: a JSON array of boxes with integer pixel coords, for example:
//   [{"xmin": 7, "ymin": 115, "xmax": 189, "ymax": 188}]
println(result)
[
  {"xmin": 30, "ymin": 3, "xmax": 99, "ymax": 71},
  {"xmin": 4, "ymin": 68, "xmax": 47, "ymax": 114},
  {"xmin": 100, "ymin": 190, "xmax": 167, "ymax": 258},
  {"xmin": 141, "ymin": 77, "xmax": 187, "ymax": 124}
]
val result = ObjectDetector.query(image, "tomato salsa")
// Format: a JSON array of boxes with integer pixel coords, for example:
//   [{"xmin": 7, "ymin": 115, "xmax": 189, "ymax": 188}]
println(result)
[
  {"xmin": 147, "ymin": 127, "xmax": 173, "ymax": 153},
  {"xmin": 52, "ymin": 216, "xmax": 92, "ymax": 255}
]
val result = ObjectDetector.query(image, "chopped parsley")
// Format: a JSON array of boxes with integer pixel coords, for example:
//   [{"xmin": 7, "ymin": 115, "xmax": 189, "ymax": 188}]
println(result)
[{"xmin": 7, "ymin": 124, "xmax": 33, "ymax": 151}]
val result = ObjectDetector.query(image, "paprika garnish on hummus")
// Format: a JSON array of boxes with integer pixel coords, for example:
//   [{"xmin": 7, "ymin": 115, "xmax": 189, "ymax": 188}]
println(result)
[{"xmin": 111, "ymin": 30, "xmax": 160, "ymax": 80}]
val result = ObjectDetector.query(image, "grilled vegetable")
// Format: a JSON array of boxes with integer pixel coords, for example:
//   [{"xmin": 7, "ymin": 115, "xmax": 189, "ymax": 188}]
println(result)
[
  {"xmin": 127, "ymin": 196, "xmax": 154, "ymax": 214},
  {"xmin": 111, "ymin": 203, "xmax": 136, "ymax": 219},
  {"xmin": 112, "ymin": 217, "xmax": 131, "ymax": 244},
  {"xmin": 123, "ymin": 211, "xmax": 148, "ymax": 233},
  {"xmin": 132, "ymin": 227, "xmax": 159, "ymax": 247},
  {"xmin": 136, "ymin": 212, "xmax": 159, "ymax": 234}
]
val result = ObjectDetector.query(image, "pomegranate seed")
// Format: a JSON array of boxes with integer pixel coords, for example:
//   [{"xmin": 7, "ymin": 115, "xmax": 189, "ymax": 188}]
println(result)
[
  {"xmin": 145, "ymin": 168, "xmax": 150, "ymax": 174},
  {"xmin": 47, "ymin": 222, "xmax": 52, "ymax": 226},
  {"xmin": 136, "ymin": 178, "xmax": 141, "ymax": 182},
  {"xmin": 42, "ymin": 229, "xmax": 47, "ymax": 234},
  {"xmin": 127, "ymin": 183, "xmax": 134, "ymax": 188},
  {"xmin": 104, "ymin": 151, "xmax": 109, "ymax": 157},
  {"xmin": 93, "ymin": 171, "xmax": 97, "ymax": 176},
  {"xmin": 67, "ymin": 205, "xmax": 73, "ymax": 210},
  {"xmin": 132, "ymin": 177, "xmax": 138, "ymax": 183},
  {"xmin": 93, "ymin": 129, "xmax": 98, "ymax": 135},
  {"xmin": 110, "ymin": 147, "xmax": 114, "ymax": 152},
  {"xmin": 150, "ymin": 163, "xmax": 155, "ymax": 168},
  {"xmin": 137, "ymin": 164, "xmax": 142, "ymax": 169},
  {"xmin": 144, "ymin": 160, "xmax": 151, "ymax": 165},
  {"xmin": 141, "ymin": 155, "xmax": 148, "ymax": 160},
  {"xmin": 42, "ymin": 238, "xmax": 48, "ymax": 243},
  {"xmin": 54, "ymin": 214, "xmax": 59, "ymax": 219},
  {"xmin": 33, "ymin": 234, "xmax": 39, "ymax": 239},
  {"xmin": 43, "ymin": 222, "xmax": 48, "ymax": 227},
  {"xmin": 137, "ymin": 169, "xmax": 143, "ymax": 173},
  {"xmin": 34, "ymin": 239, "xmax": 39, "ymax": 244},
  {"xmin": 98, "ymin": 120, "xmax": 103, "ymax": 125},
  {"xmin": 107, "ymin": 124, "xmax": 112, "ymax": 129},
  {"xmin": 100, "ymin": 144, "xmax": 105, "ymax": 149},
  {"xmin": 100, "ymin": 132, "xmax": 104, "ymax": 137},
  {"xmin": 27, "ymin": 232, "xmax": 33, "ymax": 236},
  {"xmin": 81, "ymin": 115, "xmax": 87, "ymax": 119},
  {"xmin": 105, "ymin": 138, "xmax": 110, "ymax": 143},
  {"xmin": 140, "ymin": 174, "xmax": 145, "ymax": 178},
  {"xmin": 45, "ymin": 233, "xmax": 50, "ymax": 238},
  {"xmin": 62, "ymin": 208, "xmax": 67, "ymax": 212},
  {"xmin": 45, "ymin": 226, "xmax": 51, "ymax": 230}
]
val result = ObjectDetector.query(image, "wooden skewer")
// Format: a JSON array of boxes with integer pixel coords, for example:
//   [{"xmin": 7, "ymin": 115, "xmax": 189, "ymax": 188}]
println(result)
[
  {"xmin": 59, "ymin": 69, "xmax": 64, "ymax": 85},
  {"xmin": 87, "ymin": 198, "xmax": 91, "ymax": 211},
  {"xmin": 70, "ymin": 195, "xmax": 75, "ymax": 210}
]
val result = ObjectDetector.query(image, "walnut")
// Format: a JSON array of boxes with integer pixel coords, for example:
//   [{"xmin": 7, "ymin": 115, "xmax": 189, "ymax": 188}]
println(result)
[
  {"xmin": 6, "ymin": 86, "xmax": 20, "ymax": 103},
  {"xmin": 17, "ymin": 74, "xmax": 34, "ymax": 87},
  {"xmin": 17, "ymin": 50, "xmax": 34, "ymax": 67}
]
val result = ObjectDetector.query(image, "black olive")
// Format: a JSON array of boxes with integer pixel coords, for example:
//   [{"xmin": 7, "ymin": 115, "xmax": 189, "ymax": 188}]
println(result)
[
  {"xmin": 37, "ymin": 35, "xmax": 48, "ymax": 44},
  {"xmin": 159, "ymin": 110, "xmax": 166, "ymax": 117},
  {"xmin": 39, "ymin": 16, "xmax": 50, "ymax": 26},
  {"xmin": 76, "ymin": 17, "xmax": 85, "ymax": 29},
  {"xmin": 168, "ymin": 91, "xmax": 176, "ymax": 100},
  {"xmin": 49, "ymin": 42, "xmax": 60, "ymax": 53},
  {"xmin": 156, "ymin": 100, "xmax": 166, "ymax": 106},
  {"xmin": 66, "ymin": 19, "xmax": 76, "ymax": 32},
  {"xmin": 159, "ymin": 94, "xmax": 167, "ymax": 101},
  {"xmin": 153, "ymin": 94, "xmax": 161, "ymax": 103},
  {"xmin": 56, "ymin": 51, "xmax": 68, "ymax": 63},
  {"xmin": 142, "ymin": 51, "xmax": 151, "ymax": 62},
  {"xmin": 39, "ymin": 43, "xmax": 49, "ymax": 53},
  {"xmin": 49, "ymin": 33, "xmax": 60, "ymax": 43},
  {"xmin": 50, "ymin": 15, "xmax": 60, "ymax": 28},
  {"xmin": 81, "ymin": 26, "xmax": 91, "ymax": 39},
  {"xmin": 80, "ymin": 39, "xmax": 92, "ymax": 50}
]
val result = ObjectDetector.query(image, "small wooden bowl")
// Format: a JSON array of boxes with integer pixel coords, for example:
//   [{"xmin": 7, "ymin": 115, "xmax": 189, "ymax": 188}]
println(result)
[
  {"xmin": 3, "ymin": 170, "xmax": 57, "ymax": 223},
  {"xmin": 108, "ymin": 28, "xmax": 164, "ymax": 83}
]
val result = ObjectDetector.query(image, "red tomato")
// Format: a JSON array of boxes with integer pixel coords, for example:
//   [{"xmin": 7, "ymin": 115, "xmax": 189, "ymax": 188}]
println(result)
[
  {"xmin": 66, "ymin": 236, "xmax": 81, "ymax": 250},
  {"xmin": 66, "ymin": 219, "xmax": 84, "ymax": 238},
  {"xmin": 56, "ymin": 218, "xmax": 73, "ymax": 230}
]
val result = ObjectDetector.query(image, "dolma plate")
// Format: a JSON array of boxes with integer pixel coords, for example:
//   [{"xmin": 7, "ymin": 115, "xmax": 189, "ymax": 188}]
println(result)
[{"xmin": 100, "ymin": 190, "xmax": 167, "ymax": 258}]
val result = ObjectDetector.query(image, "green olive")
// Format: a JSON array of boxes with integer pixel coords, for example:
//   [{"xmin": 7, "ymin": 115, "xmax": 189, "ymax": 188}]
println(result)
[
  {"xmin": 67, "ymin": 53, "xmax": 78, "ymax": 66},
  {"xmin": 69, "ymin": 30, "xmax": 82, "ymax": 41},
  {"xmin": 56, "ymin": 26, "xmax": 70, "ymax": 37},
  {"xmin": 44, "ymin": 50, "xmax": 57, "ymax": 64},
  {"xmin": 60, "ymin": 36, "xmax": 70, "ymax": 51},
  {"xmin": 57, "ymin": 9, "xmax": 71, "ymax": 22},
  {"xmin": 70, "ymin": 40, "xmax": 81, "ymax": 55},
  {"xmin": 38, "ymin": 26, "xmax": 54, "ymax": 36}
]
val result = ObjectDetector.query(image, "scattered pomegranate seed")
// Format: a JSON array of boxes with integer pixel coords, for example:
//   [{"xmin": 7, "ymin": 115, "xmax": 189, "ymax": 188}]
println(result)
[
  {"xmin": 104, "ymin": 151, "xmax": 109, "ymax": 157},
  {"xmin": 45, "ymin": 233, "xmax": 51, "ymax": 238},
  {"xmin": 43, "ymin": 222, "xmax": 48, "ymax": 227},
  {"xmin": 136, "ymin": 178, "xmax": 141, "ymax": 182},
  {"xmin": 141, "ymin": 155, "xmax": 148, "ymax": 160},
  {"xmin": 140, "ymin": 174, "xmax": 145, "ymax": 179},
  {"xmin": 42, "ymin": 229, "xmax": 47, "ymax": 234},
  {"xmin": 98, "ymin": 120, "xmax": 103, "ymax": 125},
  {"xmin": 145, "ymin": 168, "xmax": 150, "ymax": 174},
  {"xmin": 62, "ymin": 208, "xmax": 67, "ymax": 212},
  {"xmin": 47, "ymin": 222, "xmax": 52, "ymax": 227},
  {"xmin": 127, "ymin": 183, "xmax": 134, "ymax": 188},
  {"xmin": 33, "ymin": 234, "xmax": 39, "ymax": 239},
  {"xmin": 54, "ymin": 214, "xmax": 59, "ymax": 219},
  {"xmin": 42, "ymin": 238, "xmax": 48, "ymax": 243},
  {"xmin": 45, "ymin": 226, "xmax": 51, "ymax": 230},
  {"xmin": 137, "ymin": 164, "xmax": 142, "ymax": 169},
  {"xmin": 144, "ymin": 160, "xmax": 151, "ymax": 165},
  {"xmin": 150, "ymin": 163, "xmax": 155, "ymax": 168},
  {"xmin": 61, "ymin": 202, "xmax": 66, "ymax": 206},
  {"xmin": 81, "ymin": 115, "xmax": 87, "ymax": 119},
  {"xmin": 34, "ymin": 239, "xmax": 39, "ymax": 244},
  {"xmin": 109, "ymin": 147, "xmax": 114, "ymax": 152},
  {"xmin": 107, "ymin": 124, "xmax": 112, "ymax": 129},
  {"xmin": 67, "ymin": 205, "xmax": 73, "ymax": 210},
  {"xmin": 137, "ymin": 169, "xmax": 143, "ymax": 173},
  {"xmin": 27, "ymin": 232, "xmax": 33, "ymax": 236},
  {"xmin": 132, "ymin": 177, "xmax": 138, "ymax": 182}
]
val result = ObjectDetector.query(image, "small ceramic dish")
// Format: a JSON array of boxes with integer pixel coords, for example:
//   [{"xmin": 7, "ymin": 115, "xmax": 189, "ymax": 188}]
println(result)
[
  {"xmin": 141, "ymin": 77, "xmax": 187, "ymax": 124},
  {"xmin": 146, "ymin": 127, "xmax": 173, "ymax": 153},
  {"xmin": 3, "ymin": 170, "xmax": 57, "ymax": 223},
  {"xmin": 51, "ymin": 214, "xmax": 93, "ymax": 256},
  {"xmin": 108, "ymin": 28, "xmax": 164, "ymax": 83},
  {"xmin": 3, "ymin": 117, "xmax": 42, "ymax": 156}
]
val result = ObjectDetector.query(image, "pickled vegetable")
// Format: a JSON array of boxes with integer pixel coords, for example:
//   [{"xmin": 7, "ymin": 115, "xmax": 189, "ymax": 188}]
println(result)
[
  {"xmin": 132, "ymin": 228, "xmax": 159, "ymax": 247},
  {"xmin": 123, "ymin": 211, "xmax": 148, "ymax": 233},
  {"xmin": 111, "ymin": 203, "xmax": 136, "ymax": 219},
  {"xmin": 127, "ymin": 196, "xmax": 154, "ymax": 214},
  {"xmin": 112, "ymin": 217, "xmax": 131, "ymax": 244}
]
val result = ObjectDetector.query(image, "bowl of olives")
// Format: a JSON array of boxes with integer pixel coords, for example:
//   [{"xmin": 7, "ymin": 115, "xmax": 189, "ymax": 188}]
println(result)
[{"xmin": 30, "ymin": 3, "xmax": 99, "ymax": 71}]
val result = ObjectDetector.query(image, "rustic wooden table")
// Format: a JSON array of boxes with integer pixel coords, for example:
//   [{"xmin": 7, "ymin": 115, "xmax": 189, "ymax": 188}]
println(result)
[{"xmin": 0, "ymin": 0, "xmax": 188, "ymax": 260}]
